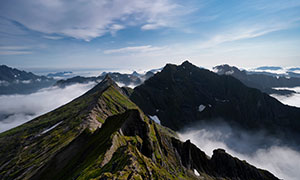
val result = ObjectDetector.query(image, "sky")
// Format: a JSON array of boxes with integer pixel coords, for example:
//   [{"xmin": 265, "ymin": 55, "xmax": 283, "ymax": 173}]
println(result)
[{"xmin": 0, "ymin": 0, "xmax": 300, "ymax": 70}]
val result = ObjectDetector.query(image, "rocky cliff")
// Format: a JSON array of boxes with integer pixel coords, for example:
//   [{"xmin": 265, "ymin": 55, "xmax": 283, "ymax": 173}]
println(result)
[{"xmin": 0, "ymin": 75, "xmax": 279, "ymax": 180}]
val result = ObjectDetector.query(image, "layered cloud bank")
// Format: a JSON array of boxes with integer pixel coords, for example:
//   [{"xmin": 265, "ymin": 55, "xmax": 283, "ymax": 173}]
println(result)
[
  {"xmin": 178, "ymin": 122, "xmax": 300, "ymax": 180},
  {"xmin": 0, "ymin": 82, "xmax": 95, "ymax": 133},
  {"xmin": 271, "ymin": 86, "xmax": 300, "ymax": 107}
]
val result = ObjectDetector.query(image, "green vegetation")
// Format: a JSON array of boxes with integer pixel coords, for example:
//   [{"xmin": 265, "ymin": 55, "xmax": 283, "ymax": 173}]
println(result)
[{"xmin": 0, "ymin": 77, "xmax": 279, "ymax": 180}]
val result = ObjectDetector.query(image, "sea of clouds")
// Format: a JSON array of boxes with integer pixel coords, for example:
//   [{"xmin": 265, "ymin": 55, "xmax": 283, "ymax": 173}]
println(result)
[
  {"xmin": 1, "ymin": 80, "xmax": 300, "ymax": 180},
  {"xmin": 0, "ymin": 82, "xmax": 96, "ymax": 133},
  {"xmin": 178, "ymin": 121, "xmax": 300, "ymax": 180},
  {"xmin": 271, "ymin": 86, "xmax": 300, "ymax": 108},
  {"xmin": 179, "ymin": 88, "xmax": 300, "ymax": 180}
]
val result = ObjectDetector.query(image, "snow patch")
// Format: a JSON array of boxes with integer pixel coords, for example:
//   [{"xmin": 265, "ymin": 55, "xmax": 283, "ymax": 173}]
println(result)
[
  {"xmin": 194, "ymin": 169, "xmax": 200, "ymax": 176},
  {"xmin": 149, "ymin": 115, "xmax": 161, "ymax": 125},
  {"xmin": 115, "ymin": 81, "xmax": 137, "ymax": 89},
  {"xmin": 225, "ymin": 70, "xmax": 234, "ymax": 75},
  {"xmin": 198, "ymin": 105, "xmax": 206, "ymax": 112},
  {"xmin": 41, "ymin": 121, "xmax": 63, "ymax": 135}
]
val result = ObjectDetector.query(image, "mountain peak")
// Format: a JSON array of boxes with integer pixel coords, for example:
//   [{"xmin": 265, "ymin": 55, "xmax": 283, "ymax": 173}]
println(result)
[
  {"xmin": 181, "ymin": 60, "xmax": 191, "ymax": 65},
  {"xmin": 85, "ymin": 74, "xmax": 119, "ymax": 96}
]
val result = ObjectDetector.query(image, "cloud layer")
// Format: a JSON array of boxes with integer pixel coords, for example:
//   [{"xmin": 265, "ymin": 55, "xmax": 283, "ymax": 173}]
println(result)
[
  {"xmin": 0, "ymin": 0, "xmax": 183, "ymax": 41},
  {"xmin": 0, "ymin": 82, "xmax": 95, "ymax": 133},
  {"xmin": 178, "ymin": 121, "xmax": 300, "ymax": 180},
  {"xmin": 271, "ymin": 86, "xmax": 300, "ymax": 107}
]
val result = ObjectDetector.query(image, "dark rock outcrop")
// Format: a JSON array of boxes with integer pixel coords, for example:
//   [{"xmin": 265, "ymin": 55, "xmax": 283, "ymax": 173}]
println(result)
[{"xmin": 130, "ymin": 61, "xmax": 300, "ymax": 140}]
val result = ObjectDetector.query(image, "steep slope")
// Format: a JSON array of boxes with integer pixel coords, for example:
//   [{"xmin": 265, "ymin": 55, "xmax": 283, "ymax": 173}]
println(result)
[
  {"xmin": 0, "ymin": 75, "xmax": 137, "ymax": 179},
  {"xmin": 213, "ymin": 64, "xmax": 300, "ymax": 95},
  {"xmin": 130, "ymin": 61, "xmax": 300, "ymax": 140},
  {"xmin": 0, "ymin": 65, "xmax": 55, "ymax": 95},
  {"xmin": 0, "ymin": 75, "xmax": 278, "ymax": 180}
]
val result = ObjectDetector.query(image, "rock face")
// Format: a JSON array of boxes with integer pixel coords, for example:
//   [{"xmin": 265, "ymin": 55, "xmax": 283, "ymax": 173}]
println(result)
[
  {"xmin": 0, "ymin": 76, "xmax": 279, "ymax": 180},
  {"xmin": 214, "ymin": 64, "xmax": 300, "ymax": 95},
  {"xmin": 0, "ymin": 65, "xmax": 55, "ymax": 95},
  {"xmin": 130, "ymin": 61, "xmax": 300, "ymax": 140}
]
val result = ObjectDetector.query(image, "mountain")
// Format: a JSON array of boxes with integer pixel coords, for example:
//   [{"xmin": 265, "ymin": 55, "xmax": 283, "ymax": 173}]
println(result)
[
  {"xmin": 0, "ymin": 75, "xmax": 278, "ymax": 180},
  {"xmin": 55, "ymin": 71, "xmax": 155, "ymax": 88},
  {"xmin": 130, "ymin": 61, "xmax": 300, "ymax": 143},
  {"xmin": 214, "ymin": 64, "xmax": 300, "ymax": 95},
  {"xmin": 0, "ymin": 65, "xmax": 56, "ymax": 95}
]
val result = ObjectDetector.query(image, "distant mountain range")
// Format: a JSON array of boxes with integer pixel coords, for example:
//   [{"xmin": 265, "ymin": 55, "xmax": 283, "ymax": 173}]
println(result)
[
  {"xmin": 213, "ymin": 64, "xmax": 300, "ymax": 95},
  {"xmin": 54, "ymin": 71, "xmax": 155, "ymax": 88},
  {"xmin": 1, "ymin": 64, "xmax": 299, "ymax": 96},
  {"xmin": 0, "ymin": 75, "xmax": 279, "ymax": 180},
  {"xmin": 0, "ymin": 65, "xmax": 56, "ymax": 95},
  {"xmin": 130, "ymin": 61, "xmax": 300, "ymax": 146}
]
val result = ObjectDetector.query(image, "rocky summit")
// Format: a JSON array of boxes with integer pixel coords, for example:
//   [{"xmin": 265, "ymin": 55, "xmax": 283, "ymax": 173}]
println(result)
[
  {"xmin": 130, "ymin": 61, "xmax": 300, "ymax": 143},
  {"xmin": 0, "ymin": 75, "xmax": 279, "ymax": 180}
]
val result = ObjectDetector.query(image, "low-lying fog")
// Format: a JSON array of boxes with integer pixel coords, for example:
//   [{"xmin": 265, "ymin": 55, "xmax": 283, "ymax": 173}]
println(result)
[
  {"xmin": 0, "ymin": 82, "xmax": 96, "ymax": 133},
  {"xmin": 178, "ymin": 122, "xmax": 300, "ymax": 180},
  {"xmin": 179, "ymin": 89, "xmax": 300, "ymax": 180},
  {"xmin": 271, "ymin": 86, "xmax": 300, "ymax": 108},
  {"xmin": 1, "ymin": 82, "xmax": 299, "ymax": 180}
]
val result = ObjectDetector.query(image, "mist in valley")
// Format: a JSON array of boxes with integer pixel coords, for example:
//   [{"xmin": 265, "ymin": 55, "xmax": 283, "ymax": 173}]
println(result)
[
  {"xmin": 178, "ymin": 120, "xmax": 300, "ymax": 180},
  {"xmin": 0, "ymin": 82, "xmax": 96, "ymax": 133}
]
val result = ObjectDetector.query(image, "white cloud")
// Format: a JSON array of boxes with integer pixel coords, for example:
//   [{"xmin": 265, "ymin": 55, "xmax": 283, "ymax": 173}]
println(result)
[
  {"xmin": 43, "ymin": 35, "xmax": 64, "ymax": 40},
  {"xmin": 141, "ymin": 23, "xmax": 166, "ymax": 30},
  {"xmin": 0, "ymin": 51, "xmax": 32, "ymax": 55},
  {"xmin": 0, "ymin": 82, "xmax": 95, "ymax": 133},
  {"xmin": 0, "ymin": 46, "xmax": 31, "ymax": 50},
  {"xmin": 0, "ymin": 46, "xmax": 32, "ymax": 55},
  {"xmin": 271, "ymin": 87, "xmax": 300, "ymax": 107},
  {"xmin": 0, "ymin": 0, "xmax": 184, "ymax": 41},
  {"xmin": 178, "ymin": 121, "xmax": 300, "ymax": 180},
  {"xmin": 103, "ymin": 45, "xmax": 165, "ymax": 54},
  {"xmin": 197, "ymin": 21, "xmax": 297, "ymax": 49}
]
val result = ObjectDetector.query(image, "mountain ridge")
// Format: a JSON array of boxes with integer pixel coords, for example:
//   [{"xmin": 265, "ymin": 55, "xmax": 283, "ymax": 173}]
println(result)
[
  {"xmin": 0, "ymin": 74, "xmax": 279, "ymax": 180},
  {"xmin": 214, "ymin": 64, "xmax": 300, "ymax": 95},
  {"xmin": 130, "ymin": 61, "xmax": 300, "ymax": 143},
  {"xmin": 0, "ymin": 65, "xmax": 56, "ymax": 95}
]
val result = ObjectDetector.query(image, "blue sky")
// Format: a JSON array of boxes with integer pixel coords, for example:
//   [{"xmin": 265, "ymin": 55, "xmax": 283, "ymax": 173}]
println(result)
[{"xmin": 0, "ymin": 0, "xmax": 299, "ymax": 70}]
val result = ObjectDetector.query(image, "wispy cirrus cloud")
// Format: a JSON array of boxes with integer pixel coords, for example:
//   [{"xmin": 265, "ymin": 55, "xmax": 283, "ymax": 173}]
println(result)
[
  {"xmin": 196, "ymin": 16, "xmax": 300, "ymax": 49},
  {"xmin": 103, "ymin": 45, "xmax": 165, "ymax": 54},
  {"xmin": 0, "ymin": 46, "xmax": 32, "ymax": 55},
  {"xmin": 0, "ymin": 0, "xmax": 188, "ymax": 41},
  {"xmin": 43, "ymin": 35, "xmax": 64, "ymax": 40}
]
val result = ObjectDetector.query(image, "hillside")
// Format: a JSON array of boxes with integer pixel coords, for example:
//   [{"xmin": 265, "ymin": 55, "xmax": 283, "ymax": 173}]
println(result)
[{"xmin": 0, "ymin": 75, "xmax": 278, "ymax": 180}]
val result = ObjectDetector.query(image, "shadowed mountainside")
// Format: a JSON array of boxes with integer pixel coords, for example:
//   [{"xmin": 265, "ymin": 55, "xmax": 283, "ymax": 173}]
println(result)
[
  {"xmin": 130, "ymin": 61, "xmax": 300, "ymax": 144},
  {"xmin": 0, "ymin": 75, "xmax": 278, "ymax": 180}
]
